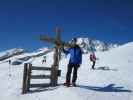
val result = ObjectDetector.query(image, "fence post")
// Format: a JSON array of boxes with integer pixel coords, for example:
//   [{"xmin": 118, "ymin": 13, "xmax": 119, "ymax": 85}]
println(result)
[
  {"xmin": 22, "ymin": 63, "xmax": 28, "ymax": 94},
  {"xmin": 27, "ymin": 63, "xmax": 32, "ymax": 92}
]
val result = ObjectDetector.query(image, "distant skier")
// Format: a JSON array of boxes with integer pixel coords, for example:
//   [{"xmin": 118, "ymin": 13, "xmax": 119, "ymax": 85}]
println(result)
[
  {"xmin": 90, "ymin": 52, "xmax": 96, "ymax": 69},
  {"xmin": 8, "ymin": 59, "xmax": 11, "ymax": 76},
  {"xmin": 9, "ymin": 60, "xmax": 11, "ymax": 64},
  {"xmin": 42, "ymin": 56, "xmax": 46, "ymax": 64},
  {"xmin": 62, "ymin": 38, "xmax": 82, "ymax": 87}
]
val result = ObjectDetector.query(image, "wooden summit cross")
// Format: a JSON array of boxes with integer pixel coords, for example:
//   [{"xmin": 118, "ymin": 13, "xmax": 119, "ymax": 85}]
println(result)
[{"xmin": 40, "ymin": 27, "xmax": 63, "ymax": 86}]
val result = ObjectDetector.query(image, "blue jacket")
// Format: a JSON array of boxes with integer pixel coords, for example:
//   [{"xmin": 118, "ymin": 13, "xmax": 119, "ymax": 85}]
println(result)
[{"xmin": 63, "ymin": 45, "xmax": 82, "ymax": 64}]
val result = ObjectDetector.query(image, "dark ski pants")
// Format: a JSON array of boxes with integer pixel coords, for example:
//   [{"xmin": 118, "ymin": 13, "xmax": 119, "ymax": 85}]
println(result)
[
  {"xmin": 92, "ymin": 61, "xmax": 96, "ymax": 69},
  {"xmin": 66, "ymin": 63, "xmax": 80, "ymax": 84}
]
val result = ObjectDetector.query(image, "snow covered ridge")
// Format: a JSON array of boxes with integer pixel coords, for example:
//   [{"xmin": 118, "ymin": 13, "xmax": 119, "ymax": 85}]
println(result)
[
  {"xmin": 74, "ymin": 37, "xmax": 119, "ymax": 53},
  {"xmin": 0, "ymin": 48, "xmax": 25, "ymax": 61},
  {"xmin": 0, "ymin": 37, "xmax": 119, "ymax": 61},
  {"xmin": 10, "ymin": 47, "xmax": 52, "ymax": 65},
  {"xmin": 0, "ymin": 47, "xmax": 52, "ymax": 64}
]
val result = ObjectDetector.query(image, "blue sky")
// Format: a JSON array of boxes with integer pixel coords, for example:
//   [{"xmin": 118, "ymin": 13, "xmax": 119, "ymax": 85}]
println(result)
[{"xmin": 0, "ymin": 0, "xmax": 133, "ymax": 51}]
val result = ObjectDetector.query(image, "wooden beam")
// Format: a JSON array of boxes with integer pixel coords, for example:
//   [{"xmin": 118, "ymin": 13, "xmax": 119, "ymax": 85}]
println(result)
[
  {"xmin": 30, "ymin": 83, "xmax": 50, "ymax": 88},
  {"xmin": 31, "ymin": 75, "xmax": 51, "ymax": 79},
  {"xmin": 31, "ymin": 66, "xmax": 51, "ymax": 70},
  {"xmin": 40, "ymin": 34, "xmax": 55, "ymax": 44}
]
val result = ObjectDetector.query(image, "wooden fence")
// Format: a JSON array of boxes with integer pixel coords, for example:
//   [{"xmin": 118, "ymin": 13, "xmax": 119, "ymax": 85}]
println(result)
[{"xmin": 22, "ymin": 63, "xmax": 61, "ymax": 94}]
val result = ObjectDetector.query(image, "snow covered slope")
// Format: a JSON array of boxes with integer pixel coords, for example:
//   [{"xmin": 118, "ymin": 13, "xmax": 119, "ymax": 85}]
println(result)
[
  {"xmin": 0, "ymin": 42, "xmax": 133, "ymax": 100},
  {"xmin": 0, "ymin": 48, "xmax": 25, "ymax": 61}
]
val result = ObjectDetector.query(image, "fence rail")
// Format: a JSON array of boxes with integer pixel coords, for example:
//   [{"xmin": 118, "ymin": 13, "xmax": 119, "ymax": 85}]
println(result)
[
  {"xmin": 31, "ymin": 66, "xmax": 51, "ymax": 70},
  {"xmin": 31, "ymin": 75, "xmax": 51, "ymax": 79}
]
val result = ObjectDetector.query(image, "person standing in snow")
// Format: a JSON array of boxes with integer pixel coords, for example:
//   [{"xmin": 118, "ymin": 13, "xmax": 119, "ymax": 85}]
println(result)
[
  {"xmin": 90, "ymin": 52, "xmax": 96, "ymax": 69},
  {"xmin": 42, "ymin": 56, "xmax": 46, "ymax": 64},
  {"xmin": 8, "ymin": 59, "xmax": 11, "ymax": 64},
  {"xmin": 62, "ymin": 38, "xmax": 82, "ymax": 87}
]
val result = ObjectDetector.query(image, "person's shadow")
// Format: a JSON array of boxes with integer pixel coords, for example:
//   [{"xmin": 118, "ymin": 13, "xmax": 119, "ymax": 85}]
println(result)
[
  {"xmin": 77, "ymin": 84, "xmax": 132, "ymax": 92},
  {"xmin": 28, "ymin": 83, "xmax": 132, "ymax": 93},
  {"xmin": 95, "ymin": 66, "xmax": 118, "ymax": 71}
]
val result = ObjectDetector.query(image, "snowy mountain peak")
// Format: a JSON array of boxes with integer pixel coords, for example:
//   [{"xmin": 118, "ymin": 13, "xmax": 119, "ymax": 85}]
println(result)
[{"xmin": 71, "ymin": 37, "xmax": 119, "ymax": 53}]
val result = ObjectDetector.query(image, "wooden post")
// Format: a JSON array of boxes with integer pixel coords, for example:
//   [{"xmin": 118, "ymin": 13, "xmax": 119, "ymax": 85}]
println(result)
[
  {"xmin": 50, "ymin": 46, "xmax": 59, "ymax": 86},
  {"xmin": 22, "ymin": 63, "xmax": 32, "ymax": 94},
  {"xmin": 40, "ymin": 27, "xmax": 62, "ymax": 86},
  {"xmin": 27, "ymin": 63, "xmax": 32, "ymax": 91},
  {"xmin": 50, "ymin": 27, "xmax": 62, "ymax": 86},
  {"xmin": 22, "ymin": 63, "xmax": 28, "ymax": 94}
]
